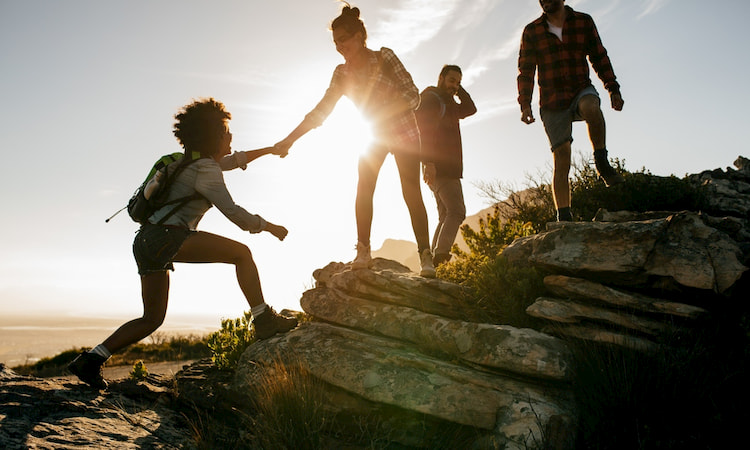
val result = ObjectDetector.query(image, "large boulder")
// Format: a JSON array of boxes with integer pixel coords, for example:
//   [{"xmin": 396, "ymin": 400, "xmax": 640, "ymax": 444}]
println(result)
[
  {"xmin": 232, "ymin": 259, "xmax": 576, "ymax": 449},
  {"xmin": 504, "ymin": 212, "xmax": 747, "ymax": 295}
]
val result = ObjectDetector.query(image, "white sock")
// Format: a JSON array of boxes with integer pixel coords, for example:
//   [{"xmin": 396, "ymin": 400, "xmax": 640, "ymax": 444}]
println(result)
[
  {"xmin": 251, "ymin": 303, "xmax": 268, "ymax": 317},
  {"xmin": 89, "ymin": 344, "xmax": 111, "ymax": 360}
]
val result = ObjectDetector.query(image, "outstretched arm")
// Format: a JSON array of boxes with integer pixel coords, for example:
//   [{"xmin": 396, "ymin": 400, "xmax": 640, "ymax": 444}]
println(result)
[
  {"xmin": 219, "ymin": 147, "xmax": 278, "ymax": 171},
  {"xmin": 273, "ymin": 119, "xmax": 317, "ymax": 158},
  {"xmin": 274, "ymin": 66, "xmax": 345, "ymax": 157}
]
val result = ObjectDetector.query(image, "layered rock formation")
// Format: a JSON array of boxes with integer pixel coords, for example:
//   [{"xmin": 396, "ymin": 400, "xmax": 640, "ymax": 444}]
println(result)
[
  {"xmin": 4, "ymin": 156, "xmax": 747, "ymax": 448},
  {"xmin": 502, "ymin": 156, "xmax": 749, "ymax": 352},
  {"xmin": 232, "ymin": 259, "xmax": 576, "ymax": 449},
  {"xmin": 231, "ymin": 156, "xmax": 749, "ymax": 448}
]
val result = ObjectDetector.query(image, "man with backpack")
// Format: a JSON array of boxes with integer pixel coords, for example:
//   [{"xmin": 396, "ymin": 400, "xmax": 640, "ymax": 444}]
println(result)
[
  {"xmin": 416, "ymin": 65, "xmax": 477, "ymax": 266},
  {"xmin": 68, "ymin": 98, "xmax": 297, "ymax": 389}
]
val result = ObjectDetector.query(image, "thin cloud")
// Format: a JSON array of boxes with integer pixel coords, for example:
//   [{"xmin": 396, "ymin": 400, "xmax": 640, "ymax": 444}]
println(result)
[
  {"xmin": 450, "ymin": 0, "xmax": 504, "ymax": 31},
  {"xmin": 369, "ymin": 0, "xmax": 462, "ymax": 54},
  {"xmin": 638, "ymin": 0, "xmax": 671, "ymax": 19},
  {"xmin": 462, "ymin": 26, "xmax": 525, "ymax": 85}
]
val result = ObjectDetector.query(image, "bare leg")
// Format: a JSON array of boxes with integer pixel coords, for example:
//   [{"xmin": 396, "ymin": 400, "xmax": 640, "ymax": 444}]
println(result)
[
  {"xmin": 394, "ymin": 152, "xmax": 431, "ymax": 251},
  {"xmin": 356, "ymin": 147, "xmax": 387, "ymax": 246},
  {"xmin": 552, "ymin": 142, "xmax": 572, "ymax": 210},
  {"xmin": 578, "ymin": 94, "xmax": 606, "ymax": 150},
  {"xmin": 102, "ymin": 271, "xmax": 169, "ymax": 354},
  {"xmin": 173, "ymin": 231, "xmax": 264, "ymax": 307}
]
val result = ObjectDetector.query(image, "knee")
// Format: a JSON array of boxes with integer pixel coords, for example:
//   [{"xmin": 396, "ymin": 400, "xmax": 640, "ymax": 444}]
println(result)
[
  {"xmin": 579, "ymin": 97, "xmax": 603, "ymax": 121},
  {"xmin": 553, "ymin": 142, "xmax": 572, "ymax": 161},
  {"xmin": 232, "ymin": 244, "xmax": 254, "ymax": 266},
  {"xmin": 456, "ymin": 205, "xmax": 466, "ymax": 221},
  {"xmin": 141, "ymin": 313, "xmax": 165, "ymax": 332}
]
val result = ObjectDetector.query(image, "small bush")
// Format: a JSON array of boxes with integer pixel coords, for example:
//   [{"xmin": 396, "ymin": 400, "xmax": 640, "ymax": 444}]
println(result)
[
  {"xmin": 441, "ymin": 253, "xmax": 546, "ymax": 328},
  {"xmin": 206, "ymin": 311, "xmax": 255, "ymax": 371},
  {"xmin": 571, "ymin": 163, "xmax": 702, "ymax": 221},
  {"xmin": 129, "ymin": 360, "xmax": 149, "ymax": 381}
]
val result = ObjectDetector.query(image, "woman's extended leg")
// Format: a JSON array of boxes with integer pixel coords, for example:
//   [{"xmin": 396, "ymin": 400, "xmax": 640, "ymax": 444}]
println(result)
[
  {"xmin": 173, "ymin": 230, "xmax": 296, "ymax": 339},
  {"xmin": 173, "ymin": 230, "xmax": 264, "ymax": 307},
  {"xmin": 68, "ymin": 271, "xmax": 170, "ymax": 389},
  {"xmin": 101, "ymin": 272, "xmax": 170, "ymax": 353}
]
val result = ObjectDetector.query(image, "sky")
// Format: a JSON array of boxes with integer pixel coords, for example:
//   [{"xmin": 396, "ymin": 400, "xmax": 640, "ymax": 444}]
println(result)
[{"xmin": 1, "ymin": 0, "xmax": 749, "ymax": 330}]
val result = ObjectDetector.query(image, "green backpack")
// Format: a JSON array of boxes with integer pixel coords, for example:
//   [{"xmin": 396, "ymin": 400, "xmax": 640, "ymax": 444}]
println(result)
[{"xmin": 107, "ymin": 152, "xmax": 204, "ymax": 224}]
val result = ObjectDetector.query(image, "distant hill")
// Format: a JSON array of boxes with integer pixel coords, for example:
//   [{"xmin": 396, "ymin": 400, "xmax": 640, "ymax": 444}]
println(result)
[
  {"xmin": 373, "ymin": 187, "xmax": 545, "ymax": 268},
  {"xmin": 372, "ymin": 239, "xmax": 419, "ymax": 272},
  {"xmin": 372, "ymin": 204, "xmax": 499, "ymax": 270}
]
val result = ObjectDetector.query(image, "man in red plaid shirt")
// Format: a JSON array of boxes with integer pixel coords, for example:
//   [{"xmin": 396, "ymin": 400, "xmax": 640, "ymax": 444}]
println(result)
[{"xmin": 518, "ymin": 0, "xmax": 624, "ymax": 222}]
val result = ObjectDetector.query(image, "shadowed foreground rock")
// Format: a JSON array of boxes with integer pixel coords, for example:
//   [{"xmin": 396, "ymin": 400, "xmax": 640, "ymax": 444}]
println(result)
[
  {"xmin": 232, "ymin": 259, "xmax": 576, "ymax": 449},
  {"xmin": 0, "ymin": 364, "xmax": 193, "ymax": 449}
]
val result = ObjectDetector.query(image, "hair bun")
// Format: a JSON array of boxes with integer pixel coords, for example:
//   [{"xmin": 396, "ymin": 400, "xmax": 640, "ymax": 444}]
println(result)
[{"xmin": 342, "ymin": 5, "xmax": 360, "ymax": 19}]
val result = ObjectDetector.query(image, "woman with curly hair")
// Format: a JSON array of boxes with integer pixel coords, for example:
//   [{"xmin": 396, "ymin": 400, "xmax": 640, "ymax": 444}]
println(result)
[
  {"xmin": 274, "ymin": 2, "xmax": 435, "ymax": 278},
  {"xmin": 68, "ymin": 98, "xmax": 297, "ymax": 389}
]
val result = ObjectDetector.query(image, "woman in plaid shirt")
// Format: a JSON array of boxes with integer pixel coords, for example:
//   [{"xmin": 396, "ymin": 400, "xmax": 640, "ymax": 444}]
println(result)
[
  {"xmin": 518, "ymin": 0, "xmax": 625, "ymax": 222},
  {"xmin": 274, "ymin": 2, "xmax": 435, "ymax": 277}
]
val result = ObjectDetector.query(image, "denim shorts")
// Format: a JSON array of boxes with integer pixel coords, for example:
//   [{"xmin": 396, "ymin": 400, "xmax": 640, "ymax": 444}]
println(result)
[
  {"xmin": 540, "ymin": 85, "xmax": 600, "ymax": 151},
  {"xmin": 133, "ymin": 224, "xmax": 194, "ymax": 275}
]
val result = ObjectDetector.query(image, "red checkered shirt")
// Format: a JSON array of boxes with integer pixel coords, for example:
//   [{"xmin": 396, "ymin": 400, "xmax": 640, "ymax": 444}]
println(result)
[
  {"xmin": 305, "ymin": 47, "xmax": 420, "ymax": 151},
  {"xmin": 517, "ymin": 6, "xmax": 620, "ymax": 111}
]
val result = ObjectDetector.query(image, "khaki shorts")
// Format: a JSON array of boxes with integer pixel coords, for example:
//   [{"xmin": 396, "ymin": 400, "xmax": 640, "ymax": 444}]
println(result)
[{"xmin": 540, "ymin": 85, "xmax": 600, "ymax": 151}]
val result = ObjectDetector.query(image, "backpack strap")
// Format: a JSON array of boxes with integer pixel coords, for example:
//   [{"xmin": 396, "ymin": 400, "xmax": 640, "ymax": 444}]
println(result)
[
  {"xmin": 427, "ymin": 90, "xmax": 447, "ymax": 119},
  {"xmin": 152, "ymin": 157, "xmax": 205, "ymax": 225}
]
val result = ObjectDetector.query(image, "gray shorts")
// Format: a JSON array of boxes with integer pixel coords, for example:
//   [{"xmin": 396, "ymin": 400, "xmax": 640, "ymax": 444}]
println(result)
[
  {"xmin": 133, "ymin": 224, "xmax": 195, "ymax": 275},
  {"xmin": 540, "ymin": 85, "xmax": 600, "ymax": 151}
]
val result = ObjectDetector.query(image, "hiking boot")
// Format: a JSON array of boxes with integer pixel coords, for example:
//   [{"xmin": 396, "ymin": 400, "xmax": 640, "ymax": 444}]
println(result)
[
  {"xmin": 351, "ymin": 241, "xmax": 371, "ymax": 270},
  {"xmin": 433, "ymin": 252, "xmax": 452, "ymax": 266},
  {"xmin": 254, "ymin": 308, "xmax": 298, "ymax": 340},
  {"xmin": 68, "ymin": 351, "xmax": 108, "ymax": 389},
  {"xmin": 419, "ymin": 249, "xmax": 436, "ymax": 278},
  {"xmin": 594, "ymin": 149, "xmax": 625, "ymax": 187},
  {"xmin": 557, "ymin": 207, "xmax": 573, "ymax": 222}
]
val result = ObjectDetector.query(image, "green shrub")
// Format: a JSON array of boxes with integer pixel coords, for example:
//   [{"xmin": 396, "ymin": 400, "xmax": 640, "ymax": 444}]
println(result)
[
  {"xmin": 571, "ymin": 162, "xmax": 702, "ymax": 221},
  {"xmin": 207, "ymin": 311, "xmax": 255, "ymax": 371},
  {"xmin": 129, "ymin": 360, "xmax": 149, "ymax": 381},
  {"xmin": 441, "ymin": 253, "xmax": 545, "ymax": 328}
]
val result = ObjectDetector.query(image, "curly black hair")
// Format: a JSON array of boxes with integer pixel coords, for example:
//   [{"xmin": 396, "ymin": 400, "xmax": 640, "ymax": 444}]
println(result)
[{"xmin": 173, "ymin": 98, "xmax": 231, "ymax": 157}]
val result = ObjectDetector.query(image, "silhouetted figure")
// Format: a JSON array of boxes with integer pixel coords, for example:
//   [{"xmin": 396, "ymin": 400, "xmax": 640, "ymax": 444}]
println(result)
[
  {"xmin": 416, "ymin": 65, "xmax": 476, "ymax": 266},
  {"xmin": 518, "ymin": 0, "xmax": 625, "ymax": 222},
  {"xmin": 274, "ymin": 2, "xmax": 435, "ymax": 278},
  {"xmin": 68, "ymin": 98, "xmax": 296, "ymax": 389}
]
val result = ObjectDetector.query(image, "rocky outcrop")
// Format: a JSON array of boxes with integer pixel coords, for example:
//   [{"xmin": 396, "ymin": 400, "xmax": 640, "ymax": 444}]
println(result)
[
  {"xmin": 504, "ymin": 212, "xmax": 746, "ymax": 294},
  {"xmin": 0, "ymin": 363, "xmax": 193, "ymax": 449},
  {"xmin": 232, "ymin": 259, "xmax": 576, "ymax": 449},
  {"xmin": 6, "ymin": 157, "xmax": 747, "ymax": 448},
  {"xmin": 688, "ymin": 155, "xmax": 750, "ymax": 218},
  {"xmin": 502, "ymin": 156, "xmax": 750, "ymax": 352}
]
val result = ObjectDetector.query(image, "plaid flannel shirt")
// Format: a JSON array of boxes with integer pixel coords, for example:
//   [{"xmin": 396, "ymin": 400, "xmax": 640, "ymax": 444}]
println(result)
[
  {"xmin": 305, "ymin": 47, "xmax": 420, "ymax": 150},
  {"xmin": 517, "ymin": 6, "xmax": 620, "ymax": 111}
]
